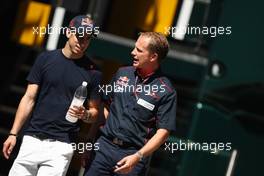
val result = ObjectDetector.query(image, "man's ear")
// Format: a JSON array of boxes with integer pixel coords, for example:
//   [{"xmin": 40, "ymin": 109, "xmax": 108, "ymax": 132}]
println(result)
[
  {"xmin": 150, "ymin": 53, "xmax": 158, "ymax": 62},
  {"xmin": 66, "ymin": 28, "xmax": 71, "ymax": 38}
]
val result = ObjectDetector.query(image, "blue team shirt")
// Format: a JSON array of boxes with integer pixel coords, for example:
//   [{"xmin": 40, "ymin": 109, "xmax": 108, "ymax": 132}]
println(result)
[
  {"xmin": 25, "ymin": 49, "xmax": 102, "ymax": 143},
  {"xmin": 101, "ymin": 66, "xmax": 177, "ymax": 147}
]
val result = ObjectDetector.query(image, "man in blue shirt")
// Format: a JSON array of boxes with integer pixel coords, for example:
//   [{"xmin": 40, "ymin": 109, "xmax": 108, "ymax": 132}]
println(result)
[
  {"xmin": 2, "ymin": 15, "xmax": 101, "ymax": 176},
  {"xmin": 85, "ymin": 32, "xmax": 177, "ymax": 176}
]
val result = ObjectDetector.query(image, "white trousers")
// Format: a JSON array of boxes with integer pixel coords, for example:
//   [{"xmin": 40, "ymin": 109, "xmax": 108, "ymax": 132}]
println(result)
[{"xmin": 9, "ymin": 135, "xmax": 74, "ymax": 176}]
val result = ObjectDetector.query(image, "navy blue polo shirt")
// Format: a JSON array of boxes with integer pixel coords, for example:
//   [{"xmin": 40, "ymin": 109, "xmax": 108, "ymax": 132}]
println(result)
[
  {"xmin": 25, "ymin": 49, "xmax": 102, "ymax": 143},
  {"xmin": 101, "ymin": 66, "xmax": 177, "ymax": 148}
]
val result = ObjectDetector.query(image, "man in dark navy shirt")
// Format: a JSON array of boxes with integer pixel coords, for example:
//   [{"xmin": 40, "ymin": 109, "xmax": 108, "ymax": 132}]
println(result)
[
  {"xmin": 3, "ymin": 15, "xmax": 101, "ymax": 176},
  {"xmin": 85, "ymin": 32, "xmax": 177, "ymax": 176}
]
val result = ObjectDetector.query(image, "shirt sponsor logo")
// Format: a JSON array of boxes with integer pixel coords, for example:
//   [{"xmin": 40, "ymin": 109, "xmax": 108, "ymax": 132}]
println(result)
[
  {"xmin": 116, "ymin": 76, "xmax": 130, "ymax": 86},
  {"xmin": 137, "ymin": 98, "xmax": 155, "ymax": 111}
]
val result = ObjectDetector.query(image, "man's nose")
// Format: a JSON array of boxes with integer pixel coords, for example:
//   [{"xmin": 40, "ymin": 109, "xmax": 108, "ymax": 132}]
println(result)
[{"xmin": 131, "ymin": 48, "xmax": 136, "ymax": 56}]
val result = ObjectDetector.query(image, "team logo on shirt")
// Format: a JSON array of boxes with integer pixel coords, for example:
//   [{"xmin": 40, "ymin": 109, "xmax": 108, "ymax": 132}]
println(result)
[
  {"xmin": 115, "ymin": 76, "xmax": 130, "ymax": 92},
  {"xmin": 116, "ymin": 76, "xmax": 130, "ymax": 86}
]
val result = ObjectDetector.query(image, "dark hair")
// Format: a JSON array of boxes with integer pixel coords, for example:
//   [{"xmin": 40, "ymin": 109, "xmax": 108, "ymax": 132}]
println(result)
[{"xmin": 140, "ymin": 32, "xmax": 169, "ymax": 61}]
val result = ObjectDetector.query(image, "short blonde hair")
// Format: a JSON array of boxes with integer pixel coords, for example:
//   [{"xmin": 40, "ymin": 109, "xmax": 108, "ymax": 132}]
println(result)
[{"xmin": 140, "ymin": 32, "xmax": 169, "ymax": 61}]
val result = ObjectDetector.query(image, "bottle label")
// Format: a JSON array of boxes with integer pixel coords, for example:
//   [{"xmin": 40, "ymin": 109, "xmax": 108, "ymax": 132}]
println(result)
[{"xmin": 70, "ymin": 97, "xmax": 85, "ymax": 107}]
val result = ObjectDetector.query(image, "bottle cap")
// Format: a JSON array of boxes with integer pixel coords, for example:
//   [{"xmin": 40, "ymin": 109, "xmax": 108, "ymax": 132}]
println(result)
[{"xmin": 82, "ymin": 81, "xmax": 88, "ymax": 87}]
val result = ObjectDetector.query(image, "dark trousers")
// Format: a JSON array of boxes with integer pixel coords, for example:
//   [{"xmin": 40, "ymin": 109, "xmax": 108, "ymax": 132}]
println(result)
[{"xmin": 84, "ymin": 136, "xmax": 147, "ymax": 176}]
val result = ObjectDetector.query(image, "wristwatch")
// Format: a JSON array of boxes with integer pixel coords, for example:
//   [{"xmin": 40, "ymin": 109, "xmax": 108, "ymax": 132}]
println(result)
[{"xmin": 136, "ymin": 151, "xmax": 144, "ymax": 161}]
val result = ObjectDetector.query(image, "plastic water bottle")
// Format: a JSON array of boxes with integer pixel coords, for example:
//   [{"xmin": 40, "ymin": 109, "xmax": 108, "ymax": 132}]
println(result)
[{"xmin": 66, "ymin": 81, "xmax": 88, "ymax": 123}]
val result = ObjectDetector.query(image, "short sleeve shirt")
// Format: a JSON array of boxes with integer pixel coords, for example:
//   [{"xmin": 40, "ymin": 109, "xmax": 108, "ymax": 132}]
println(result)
[
  {"xmin": 101, "ymin": 66, "xmax": 177, "ymax": 147},
  {"xmin": 25, "ymin": 49, "xmax": 102, "ymax": 143}
]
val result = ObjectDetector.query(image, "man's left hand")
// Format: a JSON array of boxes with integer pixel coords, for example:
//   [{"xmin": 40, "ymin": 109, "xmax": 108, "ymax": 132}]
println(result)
[{"xmin": 114, "ymin": 153, "xmax": 140, "ymax": 174}]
